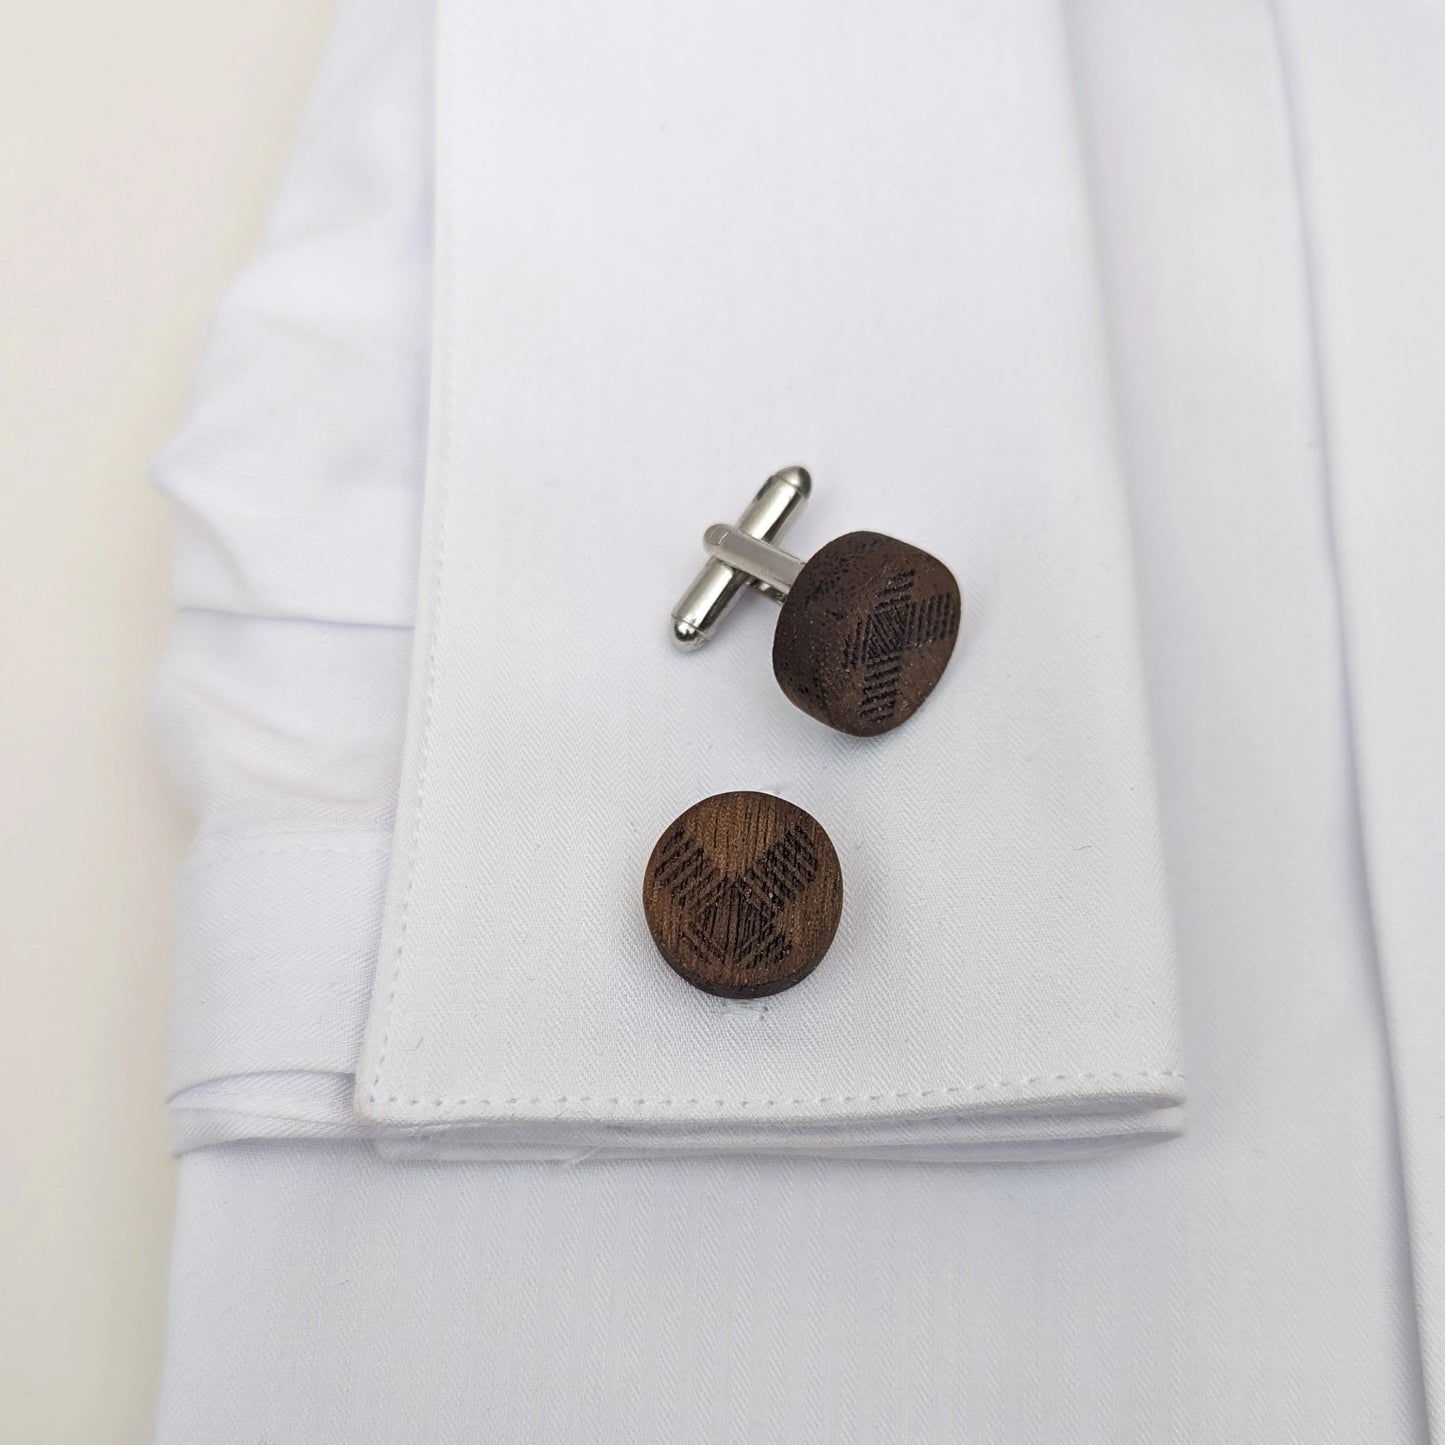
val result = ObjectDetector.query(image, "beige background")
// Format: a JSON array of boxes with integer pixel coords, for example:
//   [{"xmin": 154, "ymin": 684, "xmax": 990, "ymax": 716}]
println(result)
[{"xmin": 0, "ymin": 3, "xmax": 335, "ymax": 1440}]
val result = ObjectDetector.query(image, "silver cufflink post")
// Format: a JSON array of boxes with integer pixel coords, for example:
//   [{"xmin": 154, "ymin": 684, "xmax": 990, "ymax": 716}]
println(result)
[{"xmin": 669, "ymin": 466, "xmax": 812, "ymax": 649}]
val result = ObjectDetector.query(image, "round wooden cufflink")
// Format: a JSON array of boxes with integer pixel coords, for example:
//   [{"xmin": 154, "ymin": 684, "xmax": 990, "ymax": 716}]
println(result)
[
  {"xmin": 670, "ymin": 467, "xmax": 962, "ymax": 736},
  {"xmin": 643, "ymin": 791, "xmax": 843, "ymax": 998}
]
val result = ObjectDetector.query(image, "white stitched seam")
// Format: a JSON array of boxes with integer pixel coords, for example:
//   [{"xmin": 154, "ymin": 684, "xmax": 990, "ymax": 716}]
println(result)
[
  {"xmin": 375, "ymin": 1069, "xmax": 1186, "ymax": 1112},
  {"xmin": 367, "ymin": 24, "xmax": 456, "ymax": 1110}
]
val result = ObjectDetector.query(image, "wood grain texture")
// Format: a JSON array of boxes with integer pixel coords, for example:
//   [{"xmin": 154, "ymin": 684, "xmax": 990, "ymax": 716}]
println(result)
[
  {"xmin": 772, "ymin": 531, "xmax": 962, "ymax": 736},
  {"xmin": 643, "ymin": 792, "xmax": 843, "ymax": 998}
]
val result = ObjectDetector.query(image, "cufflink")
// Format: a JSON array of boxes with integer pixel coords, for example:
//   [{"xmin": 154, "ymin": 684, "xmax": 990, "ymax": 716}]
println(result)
[
  {"xmin": 670, "ymin": 467, "xmax": 963, "ymax": 736},
  {"xmin": 643, "ymin": 791, "xmax": 843, "ymax": 998}
]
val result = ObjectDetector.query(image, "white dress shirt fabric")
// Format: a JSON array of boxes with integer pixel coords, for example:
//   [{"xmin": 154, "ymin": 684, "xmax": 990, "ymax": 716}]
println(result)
[
  {"xmin": 151, "ymin": 0, "xmax": 1445, "ymax": 1438},
  {"xmin": 1269, "ymin": 0, "xmax": 1445, "ymax": 1403},
  {"xmin": 355, "ymin": 0, "xmax": 1181, "ymax": 1162},
  {"xmin": 156, "ymin": 0, "xmax": 425, "ymax": 1145}
]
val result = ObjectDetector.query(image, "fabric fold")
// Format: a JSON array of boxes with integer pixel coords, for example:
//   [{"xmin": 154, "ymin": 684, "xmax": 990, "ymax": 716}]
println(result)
[
  {"xmin": 152, "ymin": 0, "xmax": 431, "ymax": 1152},
  {"xmin": 1272, "ymin": 0, "xmax": 1445, "ymax": 1423},
  {"xmin": 350, "ymin": 0, "xmax": 1183, "ymax": 1160},
  {"xmin": 158, "ymin": 0, "xmax": 1184, "ymax": 1165}
]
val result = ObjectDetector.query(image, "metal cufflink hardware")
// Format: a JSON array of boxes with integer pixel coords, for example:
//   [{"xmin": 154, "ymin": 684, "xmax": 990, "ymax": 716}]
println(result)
[{"xmin": 670, "ymin": 466, "xmax": 963, "ymax": 736}]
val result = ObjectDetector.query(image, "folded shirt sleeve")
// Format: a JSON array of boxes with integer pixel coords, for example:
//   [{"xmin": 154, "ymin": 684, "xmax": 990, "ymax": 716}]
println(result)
[
  {"xmin": 157, "ymin": 0, "xmax": 1185, "ymax": 1162},
  {"xmin": 154, "ymin": 0, "xmax": 432, "ymax": 1148}
]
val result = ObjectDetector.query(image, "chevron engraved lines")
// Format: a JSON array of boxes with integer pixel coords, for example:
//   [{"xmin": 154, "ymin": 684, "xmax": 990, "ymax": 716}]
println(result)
[
  {"xmin": 651, "ymin": 824, "xmax": 819, "ymax": 977},
  {"xmin": 643, "ymin": 793, "xmax": 843, "ymax": 997},
  {"xmin": 839, "ymin": 569, "xmax": 963, "ymax": 727},
  {"xmin": 649, "ymin": 828, "xmax": 719, "ymax": 911}
]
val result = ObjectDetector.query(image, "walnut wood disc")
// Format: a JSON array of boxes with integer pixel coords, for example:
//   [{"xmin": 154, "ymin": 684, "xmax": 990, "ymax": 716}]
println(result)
[
  {"xmin": 772, "ymin": 531, "xmax": 962, "ymax": 736},
  {"xmin": 643, "ymin": 792, "xmax": 843, "ymax": 998}
]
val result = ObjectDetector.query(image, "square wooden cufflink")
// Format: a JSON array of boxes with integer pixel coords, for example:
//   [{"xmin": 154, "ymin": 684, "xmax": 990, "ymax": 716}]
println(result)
[{"xmin": 670, "ymin": 467, "xmax": 963, "ymax": 736}]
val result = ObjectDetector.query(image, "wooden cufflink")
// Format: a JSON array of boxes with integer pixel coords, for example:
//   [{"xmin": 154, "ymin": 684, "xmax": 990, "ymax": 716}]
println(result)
[
  {"xmin": 670, "ymin": 467, "xmax": 963, "ymax": 736},
  {"xmin": 643, "ymin": 792, "xmax": 843, "ymax": 998}
]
